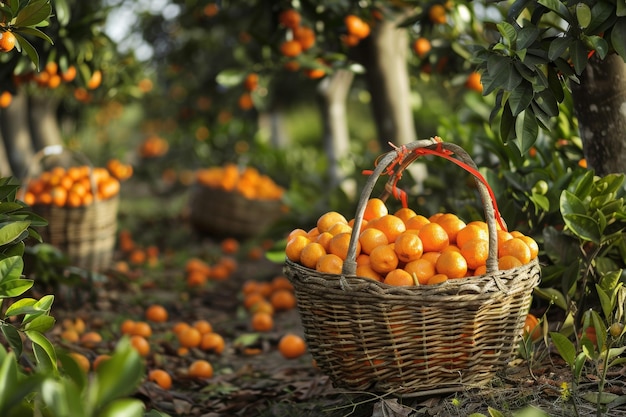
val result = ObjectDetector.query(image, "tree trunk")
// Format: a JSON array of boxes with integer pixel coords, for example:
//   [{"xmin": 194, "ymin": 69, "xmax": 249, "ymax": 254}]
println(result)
[
  {"xmin": 0, "ymin": 90, "xmax": 35, "ymax": 178},
  {"xmin": 355, "ymin": 16, "xmax": 417, "ymax": 148},
  {"xmin": 317, "ymin": 69, "xmax": 355, "ymax": 197},
  {"xmin": 571, "ymin": 53, "xmax": 626, "ymax": 176},
  {"xmin": 28, "ymin": 95, "xmax": 63, "ymax": 151}
]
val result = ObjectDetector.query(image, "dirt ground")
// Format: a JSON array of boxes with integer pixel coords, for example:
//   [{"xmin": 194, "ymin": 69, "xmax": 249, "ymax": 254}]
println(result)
[{"xmin": 27, "ymin": 183, "xmax": 626, "ymax": 417}]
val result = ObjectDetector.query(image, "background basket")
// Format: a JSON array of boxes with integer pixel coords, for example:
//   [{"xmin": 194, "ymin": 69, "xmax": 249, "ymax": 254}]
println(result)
[
  {"xmin": 283, "ymin": 139, "xmax": 541, "ymax": 397},
  {"xmin": 23, "ymin": 146, "xmax": 119, "ymax": 271},
  {"xmin": 188, "ymin": 184, "xmax": 283, "ymax": 239}
]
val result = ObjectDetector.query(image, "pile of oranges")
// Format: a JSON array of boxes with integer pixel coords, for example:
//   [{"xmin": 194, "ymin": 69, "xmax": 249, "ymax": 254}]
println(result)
[
  {"xmin": 22, "ymin": 159, "xmax": 132, "ymax": 208},
  {"xmin": 286, "ymin": 198, "xmax": 539, "ymax": 286},
  {"xmin": 195, "ymin": 163, "xmax": 284, "ymax": 201}
]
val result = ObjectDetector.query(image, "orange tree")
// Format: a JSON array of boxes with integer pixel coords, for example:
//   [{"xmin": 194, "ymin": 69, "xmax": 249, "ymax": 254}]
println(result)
[{"xmin": 1, "ymin": 0, "xmax": 148, "ymax": 177}]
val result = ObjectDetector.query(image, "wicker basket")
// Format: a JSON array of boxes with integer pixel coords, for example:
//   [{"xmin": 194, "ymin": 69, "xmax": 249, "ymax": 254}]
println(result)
[
  {"xmin": 23, "ymin": 146, "xmax": 119, "ymax": 271},
  {"xmin": 283, "ymin": 139, "xmax": 541, "ymax": 397},
  {"xmin": 188, "ymin": 185, "xmax": 283, "ymax": 239}
]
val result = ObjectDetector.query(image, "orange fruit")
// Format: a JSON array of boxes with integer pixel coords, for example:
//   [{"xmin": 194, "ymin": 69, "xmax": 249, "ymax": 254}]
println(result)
[
  {"xmin": 243, "ymin": 73, "xmax": 258, "ymax": 91},
  {"xmin": 285, "ymin": 235, "xmax": 310, "ymax": 262},
  {"xmin": 356, "ymin": 264, "xmax": 383, "ymax": 282},
  {"xmin": 328, "ymin": 222, "xmax": 352, "ymax": 236},
  {"xmin": 384, "ymin": 269, "xmax": 415, "ymax": 286},
  {"xmin": 523, "ymin": 313, "xmax": 542, "ymax": 341},
  {"xmin": 238, "ymin": 93, "xmax": 254, "ymax": 110},
  {"xmin": 69, "ymin": 352, "xmax": 91, "ymax": 373},
  {"xmin": 172, "ymin": 322, "xmax": 191, "ymax": 336},
  {"xmin": 356, "ymin": 253, "xmax": 370, "ymax": 266},
  {"xmin": 270, "ymin": 289, "xmax": 297, "ymax": 311},
  {"xmin": 465, "ymin": 72, "xmax": 483, "ymax": 93},
  {"xmin": 428, "ymin": 4, "xmax": 447, "ymax": 24},
  {"xmin": 373, "ymin": 214, "xmax": 406, "ymax": 243},
  {"xmin": 188, "ymin": 359, "xmax": 214, "ymax": 378},
  {"xmin": 93, "ymin": 354, "xmax": 111, "ymax": 370},
  {"xmin": 294, "ymin": 25, "xmax": 315, "ymax": 50},
  {"xmin": 130, "ymin": 335, "xmax": 151, "ymax": 357},
  {"xmin": 413, "ymin": 37, "xmax": 431, "ymax": 58},
  {"xmin": 394, "ymin": 207, "xmax": 417, "ymax": 224},
  {"xmin": 61, "ymin": 329, "xmax": 80, "ymax": 343},
  {"xmin": 315, "ymin": 232, "xmax": 334, "ymax": 251},
  {"xmin": 435, "ymin": 250, "xmax": 468, "ymax": 279},
  {"xmin": 86, "ymin": 70, "xmax": 102, "ymax": 89},
  {"xmin": 498, "ymin": 255, "xmax": 523, "ymax": 270},
  {"xmin": 132, "ymin": 321, "xmax": 153, "ymax": 338},
  {"xmin": 427, "ymin": 274, "xmax": 448, "ymax": 285},
  {"xmin": 148, "ymin": 369, "xmax": 172, "ymax": 390},
  {"xmin": 243, "ymin": 293, "xmax": 266, "ymax": 310},
  {"xmin": 120, "ymin": 319, "xmax": 136, "ymax": 335},
  {"xmin": 393, "ymin": 231, "xmax": 424, "ymax": 263},
  {"xmin": 316, "ymin": 253, "xmax": 344, "ymax": 274},
  {"xmin": 220, "ymin": 237, "xmax": 239, "ymax": 254},
  {"xmin": 317, "ymin": 211, "xmax": 348, "ymax": 233},
  {"xmin": 405, "ymin": 215, "xmax": 430, "ymax": 231},
  {"xmin": 280, "ymin": 40, "xmax": 303, "ymax": 57},
  {"xmin": 193, "ymin": 320, "xmax": 213, "ymax": 335},
  {"xmin": 418, "ymin": 222, "xmax": 449, "ymax": 252},
  {"xmin": 178, "ymin": 327, "xmax": 202, "ymax": 348},
  {"xmin": 250, "ymin": 299, "xmax": 274, "ymax": 315},
  {"xmin": 278, "ymin": 9, "xmax": 301, "ymax": 29},
  {"xmin": 251, "ymin": 311, "xmax": 274, "ymax": 332},
  {"xmin": 369, "ymin": 244, "xmax": 399, "ymax": 274},
  {"xmin": 435, "ymin": 214, "xmax": 467, "ymax": 244},
  {"xmin": 518, "ymin": 235, "xmax": 539, "ymax": 260},
  {"xmin": 500, "ymin": 238, "xmax": 531, "ymax": 264},
  {"xmin": 328, "ymin": 232, "xmax": 360, "ymax": 260},
  {"xmin": 80, "ymin": 331, "xmax": 102, "ymax": 348},
  {"xmin": 278, "ymin": 333, "xmax": 307, "ymax": 359},
  {"xmin": 359, "ymin": 227, "xmax": 389, "ymax": 255},
  {"xmin": 0, "ymin": 31, "xmax": 16, "ymax": 52},
  {"xmin": 473, "ymin": 265, "xmax": 487, "ymax": 276},
  {"xmin": 403, "ymin": 258, "xmax": 436, "ymax": 285},
  {"xmin": 456, "ymin": 224, "xmax": 488, "ymax": 249},
  {"xmin": 299, "ymin": 242, "xmax": 326, "ymax": 269},
  {"xmin": 363, "ymin": 198, "xmax": 388, "ymax": 221},
  {"xmin": 0, "ymin": 91, "xmax": 12, "ymax": 108},
  {"xmin": 421, "ymin": 251, "xmax": 441, "ymax": 265},
  {"xmin": 145, "ymin": 304, "xmax": 168, "ymax": 323},
  {"xmin": 272, "ymin": 276, "xmax": 294, "ymax": 292},
  {"xmin": 61, "ymin": 65, "xmax": 77, "ymax": 82},
  {"xmin": 460, "ymin": 238, "xmax": 489, "ymax": 270},
  {"xmin": 345, "ymin": 14, "xmax": 370, "ymax": 39},
  {"xmin": 497, "ymin": 229, "xmax": 514, "ymax": 250},
  {"xmin": 200, "ymin": 332, "xmax": 225, "ymax": 354}
]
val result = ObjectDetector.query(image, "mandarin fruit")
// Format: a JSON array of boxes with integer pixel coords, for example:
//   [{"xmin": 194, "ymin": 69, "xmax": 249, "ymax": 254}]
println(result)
[
  {"xmin": 418, "ymin": 222, "xmax": 449, "ymax": 252},
  {"xmin": 279, "ymin": 333, "xmax": 307, "ymax": 359},
  {"xmin": 251, "ymin": 311, "xmax": 274, "ymax": 332},
  {"xmin": 427, "ymin": 274, "xmax": 448, "ymax": 285},
  {"xmin": 394, "ymin": 231, "xmax": 424, "ymax": 263},
  {"xmin": 270, "ymin": 289, "xmax": 297, "ymax": 311},
  {"xmin": 316, "ymin": 253, "xmax": 344, "ymax": 274},
  {"xmin": 328, "ymin": 232, "xmax": 360, "ymax": 260},
  {"xmin": 317, "ymin": 211, "xmax": 348, "ymax": 233},
  {"xmin": 460, "ymin": 238, "xmax": 489, "ymax": 270},
  {"xmin": 435, "ymin": 250, "xmax": 468, "ymax": 279},
  {"xmin": 149, "ymin": 369, "xmax": 172, "ymax": 390},
  {"xmin": 405, "ymin": 215, "xmax": 430, "ymax": 231},
  {"xmin": 456, "ymin": 224, "xmax": 488, "ymax": 249},
  {"xmin": 384, "ymin": 269, "xmax": 415, "ymax": 286},
  {"xmin": 356, "ymin": 264, "xmax": 383, "ymax": 282},
  {"xmin": 369, "ymin": 244, "xmax": 399, "ymax": 274},
  {"xmin": 373, "ymin": 214, "xmax": 406, "ymax": 243},
  {"xmin": 299, "ymin": 242, "xmax": 326, "ymax": 269},
  {"xmin": 200, "ymin": 332, "xmax": 226, "ymax": 353},
  {"xmin": 145, "ymin": 304, "xmax": 168, "ymax": 323},
  {"xmin": 359, "ymin": 227, "xmax": 389, "ymax": 255},
  {"xmin": 188, "ymin": 359, "xmax": 213, "ymax": 378},
  {"xmin": 404, "ymin": 258, "xmax": 436, "ymax": 285},
  {"xmin": 363, "ymin": 198, "xmax": 388, "ymax": 221},
  {"xmin": 498, "ymin": 255, "xmax": 523, "ymax": 270},
  {"xmin": 500, "ymin": 238, "xmax": 531, "ymax": 264}
]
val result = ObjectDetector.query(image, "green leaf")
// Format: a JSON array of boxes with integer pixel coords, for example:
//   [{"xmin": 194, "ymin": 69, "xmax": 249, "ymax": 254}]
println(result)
[
  {"xmin": 0, "ymin": 279, "xmax": 34, "ymax": 298},
  {"xmin": 58, "ymin": 353, "xmax": 88, "ymax": 390},
  {"xmin": 4, "ymin": 297, "xmax": 38, "ymax": 316},
  {"xmin": 563, "ymin": 213, "xmax": 601, "ymax": 243},
  {"xmin": 500, "ymin": 102, "xmax": 515, "ymax": 141},
  {"xmin": 215, "ymin": 68, "xmax": 246, "ymax": 88},
  {"xmin": 509, "ymin": 84, "xmax": 533, "ymax": 116},
  {"xmin": 26, "ymin": 330, "xmax": 57, "ymax": 373},
  {"xmin": 576, "ymin": 3, "xmax": 592, "ymax": 28},
  {"xmin": 14, "ymin": 26, "xmax": 53, "ymax": 44},
  {"xmin": 548, "ymin": 37, "xmax": 572, "ymax": 61},
  {"xmin": 13, "ymin": 0, "xmax": 52, "ymax": 27},
  {"xmin": 582, "ymin": 392, "xmax": 620, "ymax": 405},
  {"xmin": 538, "ymin": 0, "xmax": 574, "ymax": 21},
  {"xmin": 618, "ymin": 1, "xmax": 626, "ymax": 16},
  {"xmin": 516, "ymin": 27, "xmax": 540, "ymax": 50},
  {"xmin": 573, "ymin": 170, "xmax": 595, "ymax": 198},
  {"xmin": 534, "ymin": 287, "xmax": 568, "ymax": 310},
  {"xmin": 92, "ymin": 338, "xmax": 144, "ymax": 407},
  {"xmin": 574, "ymin": 351, "xmax": 587, "ymax": 381},
  {"xmin": 497, "ymin": 22, "xmax": 517, "ymax": 46},
  {"xmin": 487, "ymin": 407, "xmax": 505, "ymax": 417},
  {"xmin": 0, "ymin": 221, "xmax": 29, "ymax": 246},
  {"xmin": 24, "ymin": 315, "xmax": 55, "ymax": 333},
  {"xmin": 596, "ymin": 284, "xmax": 613, "ymax": 321},
  {"xmin": 570, "ymin": 39, "xmax": 588, "ymax": 75},
  {"xmin": 11, "ymin": 32, "xmax": 40, "ymax": 70},
  {"xmin": 599, "ymin": 270, "xmax": 621, "ymax": 293},
  {"xmin": 514, "ymin": 109, "xmax": 538, "ymax": 151},
  {"xmin": 53, "ymin": 0, "xmax": 70, "ymax": 26},
  {"xmin": 0, "ymin": 324, "xmax": 23, "ymax": 357},
  {"xmin": 550, "ymin": 331, "xmax": 576, "ymax": 366},
  {"xmin": 561, "ymin": 190, "xmax": 586, "ymax": 215},
  {"xmin": 98, "ymin": 398, "xmax": 145, "ymax": 417},
  {"xmin": 534, "ymin": 90, "xmax": 559, "ymax": 117}
]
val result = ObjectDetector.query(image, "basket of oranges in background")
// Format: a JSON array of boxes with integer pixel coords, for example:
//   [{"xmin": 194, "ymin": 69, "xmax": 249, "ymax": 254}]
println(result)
[
  {"xmin": 283, "ymin": 138, "xmax": 541, "ymax": 397},
  {"xmin": 188, "ymin": 163, "xmax": 286, "ymax": 239},
  {"xmin": 20, "ymin": 145, "xmax": 132, "ymax": 271}
]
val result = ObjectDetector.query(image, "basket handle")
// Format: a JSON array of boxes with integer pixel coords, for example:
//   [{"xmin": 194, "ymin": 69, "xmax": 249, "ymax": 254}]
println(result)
[
  {"xmin": 342, "ymin": 138, "xmax": 502, "ymax": 277},
  {"xmin": 18, "ymin": 145, "xmax": 99, "ymax": 201}
]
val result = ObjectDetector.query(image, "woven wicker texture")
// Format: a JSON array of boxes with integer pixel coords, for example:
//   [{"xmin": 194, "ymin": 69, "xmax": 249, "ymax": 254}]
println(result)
[
  {"xmin": 188, "ymin": 185, "xmax": 283, "ymax": 238},
  {"xmin": 33, "ymin": 197, "xmax": 119, "ymax": 271},
  {"xmin": 24, "ymin": 146, "xmax": 119, "ymax": 271},
  {"xmin": 283, "ymin": 138, "xmax": 541, "ymax": 396}
]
